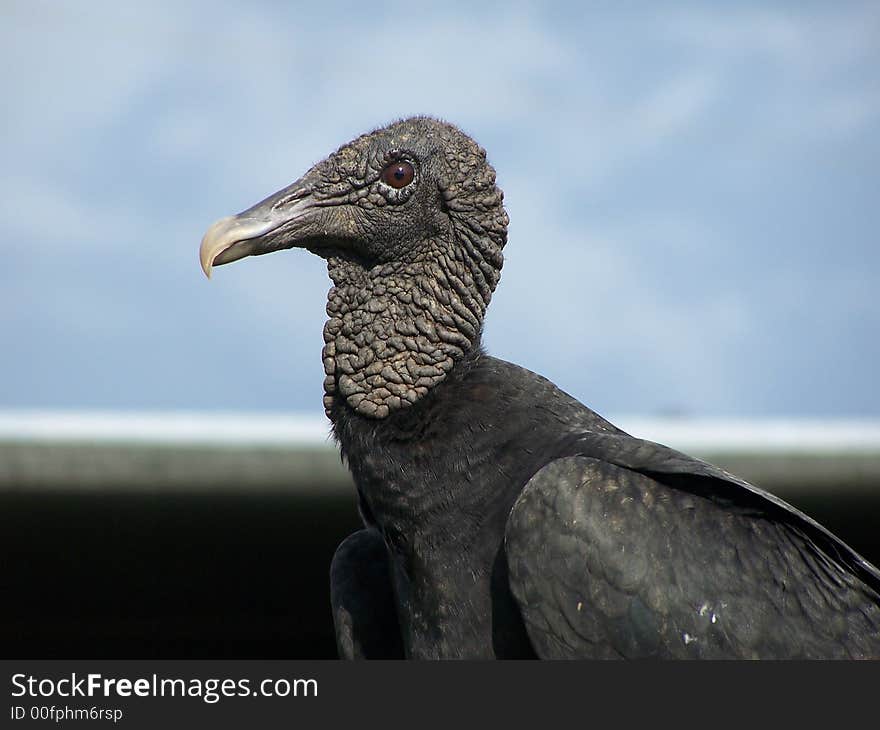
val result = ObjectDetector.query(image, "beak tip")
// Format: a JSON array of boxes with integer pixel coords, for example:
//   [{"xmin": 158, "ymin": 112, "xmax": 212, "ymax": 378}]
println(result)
[{"xmin": 198, "ymin": 214, "xmax": 265, "ymax": 281}]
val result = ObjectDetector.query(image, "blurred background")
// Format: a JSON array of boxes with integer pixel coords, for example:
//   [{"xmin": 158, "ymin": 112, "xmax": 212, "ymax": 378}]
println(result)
[{"xmin": 2, "ymin": 1, "xmax": 879, "ymax": 658}]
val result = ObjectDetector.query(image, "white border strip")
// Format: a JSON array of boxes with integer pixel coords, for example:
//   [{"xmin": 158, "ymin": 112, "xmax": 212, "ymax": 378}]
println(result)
[
  {"xmin": 617, "ymin": 417, "xmax": 880, "ymax": 454},
  {"xmin": 0, "ymin": 411, "xmax": 879, "ymax": 453},
  {"xmin": 0, "ymin": 410, "xmax": 333, "ymax": 446}
]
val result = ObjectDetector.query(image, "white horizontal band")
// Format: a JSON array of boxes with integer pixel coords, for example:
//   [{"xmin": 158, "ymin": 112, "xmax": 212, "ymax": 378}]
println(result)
[{"xmin": 1, "ymin": 410, "xmax": 879, "ymax": 454}]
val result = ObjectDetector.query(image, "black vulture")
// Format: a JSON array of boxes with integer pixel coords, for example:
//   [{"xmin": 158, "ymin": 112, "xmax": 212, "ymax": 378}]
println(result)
[{"xmin": 199, "ymin": 117, "xmax": 880, "ymax": 659}]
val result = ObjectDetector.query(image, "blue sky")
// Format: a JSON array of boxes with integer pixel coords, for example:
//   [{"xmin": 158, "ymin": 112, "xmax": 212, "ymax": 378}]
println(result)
[{"xmin": 3, "ymin": 1, "xmax": 879, "ymax": 417}]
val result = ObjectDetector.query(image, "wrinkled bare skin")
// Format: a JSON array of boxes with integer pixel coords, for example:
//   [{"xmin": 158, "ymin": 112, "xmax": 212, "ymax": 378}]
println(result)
[{"xmin": 315, "ymin": 122, "xmax": 507, "ymax": 419}]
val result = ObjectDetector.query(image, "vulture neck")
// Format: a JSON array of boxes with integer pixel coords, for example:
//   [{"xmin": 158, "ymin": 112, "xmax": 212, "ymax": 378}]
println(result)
[
  {"xmin": 330, "ymin": 342, "xmax": 511, "ymax": 548},
  {"xmin": 321, "ymin": 244, "xmax": 490, "ymax": 420},
  {"xmin": 323, "ymin": 227, "xmax": 506, "ymax": 547}
]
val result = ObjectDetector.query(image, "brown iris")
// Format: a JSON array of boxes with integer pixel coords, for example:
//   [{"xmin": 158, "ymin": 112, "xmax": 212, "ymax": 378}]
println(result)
[{"xmin": 381, "ymin": 160, "xmax": 415, "ymax": 189}]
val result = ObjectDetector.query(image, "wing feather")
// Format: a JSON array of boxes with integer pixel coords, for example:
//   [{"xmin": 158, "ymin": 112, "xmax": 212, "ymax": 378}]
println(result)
[{"xmin": 505, "ymin": 456, "xmax": 880, "ymax": 659}]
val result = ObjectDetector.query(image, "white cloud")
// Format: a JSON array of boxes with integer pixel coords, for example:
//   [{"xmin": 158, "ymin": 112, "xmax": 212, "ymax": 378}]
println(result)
[
  {"xmin": 660, "ymin": 3, "xmax": 880, "ymax": 141},
  {"xmin": 663, "ymin": 4, "xmax": 879, "ymax": 69},
  {"xmin": 624, "ymin": 73, "xmax": 720, "ymax": 147}
]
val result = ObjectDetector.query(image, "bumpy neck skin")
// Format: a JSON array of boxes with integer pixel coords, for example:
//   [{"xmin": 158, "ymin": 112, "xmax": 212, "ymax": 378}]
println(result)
[
  {"xmin": 322, "ymin": 196, "xmax": 506, "ymax": 419},
  {"xmin": 322, "ymin": 254, "xmax": 480, "ymax": 417}
]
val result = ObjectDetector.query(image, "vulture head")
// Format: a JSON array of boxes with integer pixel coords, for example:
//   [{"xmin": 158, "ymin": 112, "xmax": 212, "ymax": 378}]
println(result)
[{"xmin": 200, "ymin": 117, "xmax": 509, "ymax": 418}]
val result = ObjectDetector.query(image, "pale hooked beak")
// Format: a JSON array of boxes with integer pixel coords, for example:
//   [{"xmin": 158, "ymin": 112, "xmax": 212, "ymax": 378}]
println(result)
[
  {"xmin": 199, "ymin": 216, "xmax": 274, "ymax": 278},
  {"xmin": 198, "ymin": 187, "xmax": 314, "ymax": 278}
]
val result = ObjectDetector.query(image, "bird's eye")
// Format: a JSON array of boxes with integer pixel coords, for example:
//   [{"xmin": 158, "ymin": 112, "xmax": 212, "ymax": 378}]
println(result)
[{"xmin": 381, "ymin": 160, "xmax": 415, "ymax": 189}]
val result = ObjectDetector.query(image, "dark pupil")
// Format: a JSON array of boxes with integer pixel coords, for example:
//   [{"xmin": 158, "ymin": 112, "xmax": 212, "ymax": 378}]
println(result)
[{"xmin": 383, "ymin": 160, "xmax": 413, "ymax": 188}]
